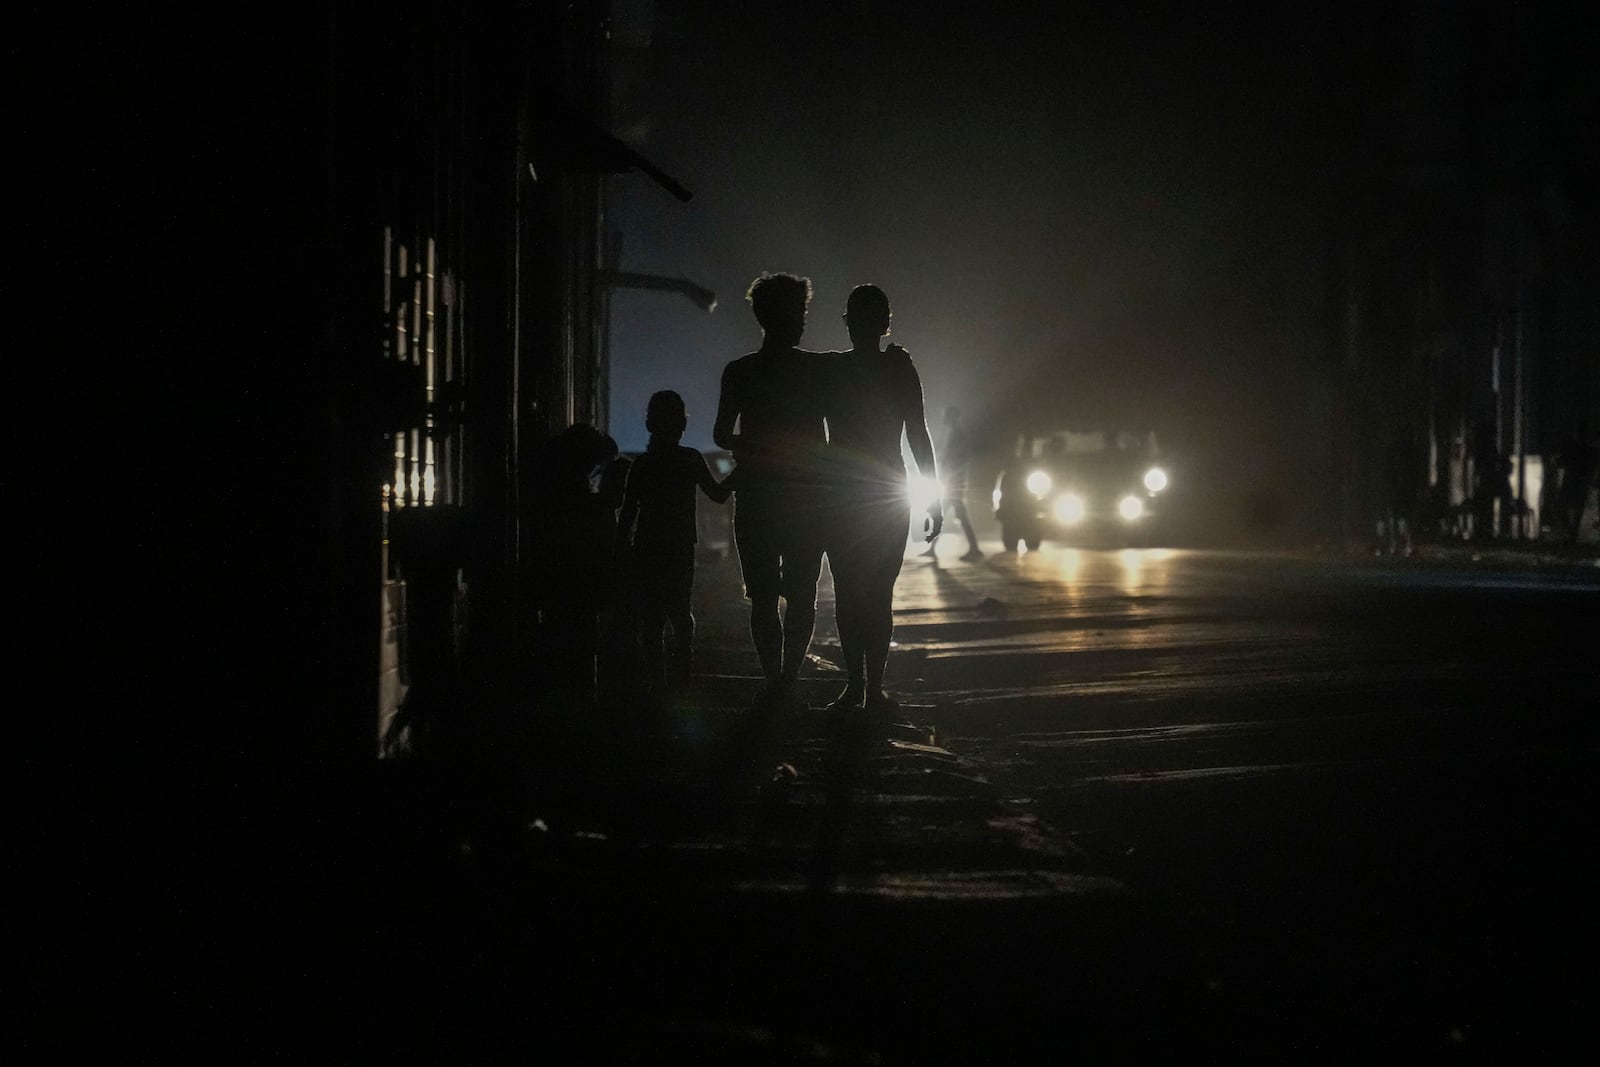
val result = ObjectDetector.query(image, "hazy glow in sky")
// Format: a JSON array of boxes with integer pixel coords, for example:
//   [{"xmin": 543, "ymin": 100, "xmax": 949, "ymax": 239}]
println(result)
[{"xmin": 604, "ymin": 2, "xmax": 1449, "ymax": 534}]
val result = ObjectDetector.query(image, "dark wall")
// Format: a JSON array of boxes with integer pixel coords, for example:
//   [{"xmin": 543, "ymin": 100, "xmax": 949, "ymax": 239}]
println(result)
[
  {"xmin": 30, "ymin": 3, "xmax": 622, "ymax": 1051},
  {"xmin": 76, "ymin": 3, "xmax": 620, "ymax": 771}
]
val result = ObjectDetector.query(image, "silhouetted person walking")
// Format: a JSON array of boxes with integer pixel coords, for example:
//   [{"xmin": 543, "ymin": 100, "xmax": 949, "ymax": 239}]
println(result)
[
  {"xmin": 1381, "ymin": 424, "xmax": 1421, "ymax": 556},
  {"xmin": 1470, "ymin": 422, "xmax": 1514, "ymax": 539},
  {"xmin": 615, "ymin": 390, "xmax": 730, "ymax": 710},
  {"xmin": 939, "ymin": 405, "xmax": 982, "ymax": 560},
  {"xmin": 529, "ymin": 423, "xmax": 624, "ymax": 713},
  {"xmin": 1554, "ymin": 421, "xmax": 1598, "ymax": 543},
  {"xmin": 822, "ymin": 284, "xmax": 942, "ymax": 715},
  {"xmin": 714, "ymin": 273, "xmax": 830, "ymax": 707}
]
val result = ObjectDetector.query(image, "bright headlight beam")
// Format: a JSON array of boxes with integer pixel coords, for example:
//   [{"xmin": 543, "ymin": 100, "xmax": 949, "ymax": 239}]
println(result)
[
  {"xmin": 1118, "ymin": 495, "xmax": 1145, "ymax": 521},
  {"xmin": 1025, "ymin": 470, "xmax": 1052, "ymax": 497},
  {"xmin": 1143, "ymin": 467, "xmax": 1168, "ymax": 493},
  {"xmin": 1053, "ymin": 494, "xmax": 1085, "ymax": 524}
]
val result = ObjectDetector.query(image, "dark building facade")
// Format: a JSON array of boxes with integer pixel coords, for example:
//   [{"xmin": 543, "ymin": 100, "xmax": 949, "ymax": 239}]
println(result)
[
  {"xmin": 32, "ymin": 5, "xmax": 697, "ymax": 1046},
  {"xmin": 355, "ymin": 2, "xmax": 693, "ymax": 759},
  {"xmin": 88, "ymin": 2, "xmax": 687, "ymax": 781},
  {"xmin": 1327, "ymin": 2, "xmax": 1599, "ymax": 545}
]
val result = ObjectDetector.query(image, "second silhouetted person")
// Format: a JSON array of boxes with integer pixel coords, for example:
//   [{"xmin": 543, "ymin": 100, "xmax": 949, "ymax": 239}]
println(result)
[{"xmin": 615, "ymin": 390, "xmax": 730, "ymax": 709}]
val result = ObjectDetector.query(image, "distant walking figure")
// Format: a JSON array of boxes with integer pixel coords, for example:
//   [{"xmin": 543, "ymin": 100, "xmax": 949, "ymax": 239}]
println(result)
[
  {"xmin": 939, "ymin": 405, "xmax": 982, "ymax": 560},
  {"xmin": 822, "ymin": 284, "xmax": 942, "ymax": 715},
  {"xmin": 615, "ymin": 390, "xmax": 730, "ymax": 709},
  {"xmin": 1381, "ymin": 424, "xmax": 1421, "ymax": 557},
  {"xmin": 1554, "ymin": 421, "xmax": 1598, "ymax": 543},
  {"xmin": 714, "ymin": 273, "xmax": 831, "ymax": 706}
]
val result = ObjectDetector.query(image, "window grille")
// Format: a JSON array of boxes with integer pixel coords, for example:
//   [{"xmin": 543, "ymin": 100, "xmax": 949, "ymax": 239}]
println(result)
[{"xmin": 380, "ymin": 229, "xmax": 463, "ymax": 513}]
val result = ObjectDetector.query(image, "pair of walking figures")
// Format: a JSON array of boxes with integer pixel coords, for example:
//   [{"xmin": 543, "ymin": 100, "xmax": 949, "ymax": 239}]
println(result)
[{"xmin": 711, "ymin": 275, "xmax": 943, "ymax": 715}]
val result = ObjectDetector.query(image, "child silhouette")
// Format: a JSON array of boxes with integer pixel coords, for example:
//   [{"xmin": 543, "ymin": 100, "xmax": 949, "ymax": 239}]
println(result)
[{"xmin": 615, "ymin": 390, "xmax": 731, "ymax": 708}]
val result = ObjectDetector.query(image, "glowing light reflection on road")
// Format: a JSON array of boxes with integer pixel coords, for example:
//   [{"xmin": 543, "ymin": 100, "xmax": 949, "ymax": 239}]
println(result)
[
  {"xmin": 1118, "ymin": 547, "xmax": 1174, "ymax": 595},
  {"xmin": 1055, "ymin": 547, "xmax": 1083, "ymax": 585},
  {"xmin": 1027, "ymin": 545, "xmax": 1181, "ymax": 599}
]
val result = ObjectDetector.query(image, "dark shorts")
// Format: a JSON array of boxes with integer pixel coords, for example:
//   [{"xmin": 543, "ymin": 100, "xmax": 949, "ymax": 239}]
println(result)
[{"xmin": 733, "ymin": 488, "xmax": 825, "ymax": 603}]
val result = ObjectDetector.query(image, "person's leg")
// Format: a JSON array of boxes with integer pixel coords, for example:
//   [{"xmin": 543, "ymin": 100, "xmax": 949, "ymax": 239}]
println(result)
[
  {"xmin": 1562, "ymin": 486, "xmax": 1582, "ymax": 541},
  {"xmin": 829, "ymin": 583, "xmax": 867, "ymax": 710},
  {"xmin": 664, "ymin": 552, "xmax": 696, "ymax": 700},
  {"xmin": 626, "ymin": 547, "xmax": 671, "ymax": 707},
  {"xmin": 638, "ymin": 594, "xmax": 668, "ymax": 706},
  {"xmin": 595, "ymin": 555, "xmax": 640, "ymax": 711},
  {"xmin": 862, "ymin": 569, "xmax": 899, "ymax": 700},
  {"xmin": 778, "ymin": 541, "xmax": 824, "ymax": 687},
  {"xmin": 952, "ymin": 495, "xmax": 980, "ymax": 557},
  {"xmin": 780, "ymin": 597, "xmax": 815, "ymax": 684},
  {"xmin": 862, "ymin": 502, "xmax": 909, "ymax": 710},
  {"xmin": 747, "ymin": 596, "xmax": 782, "ymax": 685},
  {"xmin": 733, "ymin": 494, "xmax": 783, "ymax": 690},
  {"xmin": 824, "ymin": 504, "xmax": 872, "ymax": 710},
  {"xmin": 543, "ymin": 597, "xmax": 598, "ymax": 714}
]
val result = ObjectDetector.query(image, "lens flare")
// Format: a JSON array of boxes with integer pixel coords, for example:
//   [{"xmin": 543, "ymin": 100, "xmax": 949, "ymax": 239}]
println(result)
[
  {"xmin": 908, "ymin": 475, "xmax": 943, "ymax": 512},
  {"xmin": 1143, "ymin": 467, "xmax": 1168, "ymax": 493},
  {"xmin": 1118, "ymin": 495, "xmax": 1145, "ymax": 520}
]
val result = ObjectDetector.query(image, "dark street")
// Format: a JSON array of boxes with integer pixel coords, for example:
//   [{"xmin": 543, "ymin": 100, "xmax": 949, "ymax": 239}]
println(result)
[
  {"xmin": 329, "ymin": 541, "xmax": 1597, "ymax": 1061},
  {"xmin": 885, "ymin": 543, "xmax": 1598, "ymax": 1056},
  {"xmin": 44, "ymin": 2, "xmax": 1599, "ymax": 1062}
]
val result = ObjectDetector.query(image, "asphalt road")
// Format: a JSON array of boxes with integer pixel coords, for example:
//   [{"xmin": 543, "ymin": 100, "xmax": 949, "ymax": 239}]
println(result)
[
  {"xmin": 158, "ymin": 538, "xmax": 1595, "ymax": 1061},
  {"xmin": 860, "ymin": 540, "xmax": 1599, "ymax": 1058},
  {"xmin": 637, "ymin": 536, "xmax": 1599, "ymax": 1058}
]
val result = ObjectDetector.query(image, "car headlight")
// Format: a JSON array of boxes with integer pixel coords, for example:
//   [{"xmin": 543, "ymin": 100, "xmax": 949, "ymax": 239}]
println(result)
[
  {"xmin": 1143, "ymin": 467, "xmax": 1168, "ymax": 493},
  {"xmin": 1053, "ymin": 494, "xmax": 1085, "ymax": 524},
  {"xmin": 1025, "ymin": 470, "xmax": 1052, "ymax": 497},
  {"xmin": 1118, "ymin": 495, "xmax": 1145, "ymax": 521}
]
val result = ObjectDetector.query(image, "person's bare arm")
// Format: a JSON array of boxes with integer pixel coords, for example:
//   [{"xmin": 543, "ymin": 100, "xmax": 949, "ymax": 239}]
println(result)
[
  {"xmin": 695, "ymin": 451, "xmax": 731, "ymax": 504},
  {"xmin": 895, "ymin": 348, "xmax": 939, "ymax": 482},
  {"xmin": 712, "ymin": 363, "xmax": 740, "ymax": 453},
  {"xmin": 896, "ymin": 347, "xmax": 943, "ymax": 541},
  {"xmin": 614, "ymin": 468, "xmax": 640, "ymax": 558}
]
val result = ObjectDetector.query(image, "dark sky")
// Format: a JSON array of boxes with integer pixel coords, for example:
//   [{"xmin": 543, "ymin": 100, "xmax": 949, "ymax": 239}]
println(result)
[{"xmin": 607, "ymin": 1, "xmax": 1385, "ymax": 512}]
